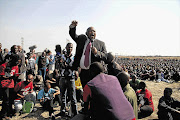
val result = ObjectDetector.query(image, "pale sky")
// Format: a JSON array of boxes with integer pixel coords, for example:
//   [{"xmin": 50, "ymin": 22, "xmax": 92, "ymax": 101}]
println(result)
[{"xmin": 0, "ymin": 0, "xmax": 180, "ymax": 56}]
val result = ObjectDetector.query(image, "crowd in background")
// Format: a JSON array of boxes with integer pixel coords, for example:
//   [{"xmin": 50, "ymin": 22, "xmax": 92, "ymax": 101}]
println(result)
[{"xmin": 115, "ymin": 57, "xmax": 180, "ymax": 83}]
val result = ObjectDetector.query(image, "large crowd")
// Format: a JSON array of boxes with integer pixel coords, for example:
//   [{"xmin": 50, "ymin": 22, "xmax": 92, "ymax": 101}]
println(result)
[{"xmin": 0, "ymin": 20, "xmax": 180, "ymax": 120}]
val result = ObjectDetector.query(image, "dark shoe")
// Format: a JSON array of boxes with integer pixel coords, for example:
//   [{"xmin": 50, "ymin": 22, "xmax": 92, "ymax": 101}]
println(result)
[
  {"xmin": 55, "ymin": 111, "xmax": 65, "ymax": 117},
  {"xmin": 51, "ymin": 113, "xmax": 55, "ymax": 120},
  {"xmin": 4, "ymin": 116, "xmax": 10, "ymax": 120}
]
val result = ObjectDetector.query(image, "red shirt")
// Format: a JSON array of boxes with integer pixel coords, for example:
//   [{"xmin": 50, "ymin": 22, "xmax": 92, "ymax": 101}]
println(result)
[
  {"xmin": 136, "ymin": 89, "xmax": 154, "ymax": 111},
  {"xmin": 0, "ymin": 63, "xmax": 18, "ymax": 88},
  {"xmin": 14, "ymin": 81, "xmax": 33, "ymax": 100}
]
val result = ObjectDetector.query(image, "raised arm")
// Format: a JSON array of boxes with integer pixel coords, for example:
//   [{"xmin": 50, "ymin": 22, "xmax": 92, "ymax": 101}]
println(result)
[{"xmin": 69, "ymin": 20, "xmax": 78, "ymax": 43}]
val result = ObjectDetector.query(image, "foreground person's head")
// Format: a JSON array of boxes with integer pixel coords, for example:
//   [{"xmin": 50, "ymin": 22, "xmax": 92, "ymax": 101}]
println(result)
[{"xmin": 89, "ymin": 62, "xmax": 104, "ymax": 80}]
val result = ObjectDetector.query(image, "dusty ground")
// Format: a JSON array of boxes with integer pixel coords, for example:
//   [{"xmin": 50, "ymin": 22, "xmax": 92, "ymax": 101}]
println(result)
[{"xmin": 0, "ymin": 80, "xmax": 180, "ymax": 120}]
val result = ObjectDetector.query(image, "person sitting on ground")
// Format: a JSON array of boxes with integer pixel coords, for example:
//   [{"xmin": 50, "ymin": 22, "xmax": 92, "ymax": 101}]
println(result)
[
  {"xmin": 116, "ymin": 71, "xmax": 138, "ymax": 120},
  {"xmin": 37, "ymin": 82, "xmax": 60, "ymax": 120},
  {"xmin": 156, "ymin": 69, "xmax": 170, "ymax": 83},
  {"xmin": 45, "ymin": 70, "xmax": 57, "ymax": 88},
  {"xmin": 33, "ymin": 75, "xmax": 44, "ymax": 91},
  {"xmin": 164, "ymin": 68, "xmax": 171, "ymax": 80},
  {"xmin": 136, "ymin": 81, "xmax": 154, "ymax": 119},
  {"xmin": 141, "ymin": 70, "xmax": 149, "ymax": 80},
  {"xmin": 72, "ymin": 62, "xmax": 136, "ymax": 120},
  {"xmin": 149, "ymin": 69, "xmax": 156, "ymax": 81},
  {"xmin": 14, "ymin": 74, "xmax": 36, "ymax": 114},
  {"xmin": 157, "ymin": 88, "xmax": 180, "ymax": 120},
  {"xmin": 172, "ymin": 70, "xmax": 180, "ymax": 82},
  {"xmin": 129, "ymin": 74, "xmax": 140, "ymax": 92}
]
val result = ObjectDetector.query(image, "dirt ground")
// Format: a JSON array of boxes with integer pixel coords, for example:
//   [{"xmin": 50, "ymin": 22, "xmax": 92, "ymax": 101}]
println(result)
[{"xmin": 0, "ymin": 80, "xmax": 180, "ymax": 120}]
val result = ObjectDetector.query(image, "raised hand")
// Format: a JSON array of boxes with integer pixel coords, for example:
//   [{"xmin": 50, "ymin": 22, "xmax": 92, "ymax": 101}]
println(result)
[{"xmin": 70, "ymin": 20, "xmax": 78, "ymax": 28}]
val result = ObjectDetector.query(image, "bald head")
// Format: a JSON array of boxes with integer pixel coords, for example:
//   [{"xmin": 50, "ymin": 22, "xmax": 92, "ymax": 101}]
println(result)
[
  {"xmin": 116, "ymin": 71, "xmax": 130, "ymax": 89},
  {"xmin": 86, "ymin": 27, "xmax": 96, "ymax": 40}
]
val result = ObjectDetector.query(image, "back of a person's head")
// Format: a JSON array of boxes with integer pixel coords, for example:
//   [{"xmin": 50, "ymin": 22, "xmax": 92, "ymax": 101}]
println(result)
[
  {"xmin": 44, "ymin": 82, "xmax": 51, "ymax": 89},
  {"xmin": 164, "ymin": 87, "xmax": 172, "ymax": 94},
  {"xmin": 116, "ymin": 71, "xmax": 129, "ymax": 89},
  {"xmin": 9, "ymin": 54, "xmax": 19, "ymax": 66},
  {"xmin": 106, "ymin": 52, "xmax": 115, "ymax": 64},
  {"xmin": 55, "ymin": 44, "xmax": 62, "ymax": 53},
  {"xmin": 131, "ymin": 74, "xmax": 136, "ymax": 80},
  {"xmin": 139, "ymin": 81, "xmax": 146, "ymax": 89},
  {"xmin": 89, "ymin": 62, "xmax": 104, "ymax": 79}
]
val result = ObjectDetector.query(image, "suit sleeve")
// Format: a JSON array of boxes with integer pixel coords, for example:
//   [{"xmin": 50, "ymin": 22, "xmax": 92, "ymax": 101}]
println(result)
[
  {"xmin": 95, "ymin": 41, "xmax": 107, "ymax": 61},
  {"xmin": 69, "ymin": 27, "xmax": 78, "ymax": 43}
]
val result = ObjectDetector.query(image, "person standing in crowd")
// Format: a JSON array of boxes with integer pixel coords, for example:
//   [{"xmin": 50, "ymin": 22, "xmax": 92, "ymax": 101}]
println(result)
[
  {"xmin": 47, "ymin": 50, "xmax": 55, "ymax": 72},
  {"xmin": 0, "ymin": 43, "xmax": 4, "ymax": 65},
  {"xmin": 29, "ymin": 45, "xmax": 37, "ymax": 60},
  {"xmin": 17, "ymin": 45, "xmax": 26, "ymax": 81},
  {"xmin": 3, "ymin": 48, "xmax": 9, "ymax": 60},
  {"xmin": 74, "ymin": 62, "xmax": 135, "ymax": 120},
  {"xmin": 116, "ymin": 71, "xmax": 138, "ymax": 120},
  {"xmin": 0, "ymin": 54, "xmax": 19, "ymax": 120},
  {"xmin": 14, "ymin": 74, "xmax": 36, "ymax": 114},
  {"xmin": 36, "ymin": 51, "xmax": 49, "ymax": 81},
  {"xmin": 55, "ymin": 44, "xmax": 62, "ymax": 71},
  {"xmin": 157, "ymin": 88, "xmax": 180, "ymax": 120},
  {"xmin": 26, "ymin": 54, "xmax": 37, "ymax": 76},
  {"xmin": 69, "ymin": 20, "xmax": 107, "ymax": 87},
  {"xmin": 136, "ymin": 81, "xmax": 154, "ymax": 119},
  {"xmin": 37, "ymin": 82, "xmax": 60, "ymax": 120},
  {"xmin": 57, "ymin": 43, "xmax": 78, "ymax": 117}
]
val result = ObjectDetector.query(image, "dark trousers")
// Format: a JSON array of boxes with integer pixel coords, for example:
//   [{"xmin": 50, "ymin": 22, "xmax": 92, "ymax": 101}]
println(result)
[
  {"xmin": 76, "ymin": 89, "xmax": 83, "ymax": 102},
  {"xmin": 38, "ymin": 67, "xmax": 46, "ymax": 81},
  {"xmin": 40, "ymin": 99, "xmax": 54, "ymax": 116},
  {"xmin": 60, "ymin": 77, "xmax": 78, "ymax": 116},
  {"xmin": 158, "ymin": 110, "xmax": 180, "ymax": 120},
  {"xmin": 1, "ymin": 88, "xmax": 14, "ymax": 117},
  {"xmin": 79, "ymin": 69, "xmax": 90, "ymax": 88},
  {"xmin": 138, "ymin": 105, "xmax": 153, "ymax": 119}
]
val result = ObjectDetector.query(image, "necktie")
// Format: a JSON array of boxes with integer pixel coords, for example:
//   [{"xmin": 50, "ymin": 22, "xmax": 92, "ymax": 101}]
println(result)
[{"xmin": 84, "ymin": 41, "xmax": 91, "ymax": 67}]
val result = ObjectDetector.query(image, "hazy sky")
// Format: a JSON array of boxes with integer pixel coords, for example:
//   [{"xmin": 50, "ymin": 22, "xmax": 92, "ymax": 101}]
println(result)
[{"xmin": 0, "ymin": 0, "xmax": 180, "ymax": 56}]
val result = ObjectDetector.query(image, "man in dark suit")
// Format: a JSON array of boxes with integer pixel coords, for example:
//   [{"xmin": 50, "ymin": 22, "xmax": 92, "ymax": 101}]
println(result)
[{"xmin": 69, "ymin": 20, "xmax": 107, "ymax": 87}]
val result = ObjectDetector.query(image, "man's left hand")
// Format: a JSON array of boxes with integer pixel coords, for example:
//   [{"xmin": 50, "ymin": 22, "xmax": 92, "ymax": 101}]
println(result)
[{"xmin": 91, "ymin": 47, "xmax": 97, "ymax": 55}]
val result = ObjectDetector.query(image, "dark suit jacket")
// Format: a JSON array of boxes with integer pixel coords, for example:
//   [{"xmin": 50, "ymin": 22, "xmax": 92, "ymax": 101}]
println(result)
[{"xmin": 69, "ymin": 27, "xmax": 107, "ymax": 70}]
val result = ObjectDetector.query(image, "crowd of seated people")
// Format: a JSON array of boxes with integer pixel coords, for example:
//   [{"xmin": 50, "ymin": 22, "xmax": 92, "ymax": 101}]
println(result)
[{"xmin": 115, "ymin": 57, "xmax": 180, "ymax": 82}]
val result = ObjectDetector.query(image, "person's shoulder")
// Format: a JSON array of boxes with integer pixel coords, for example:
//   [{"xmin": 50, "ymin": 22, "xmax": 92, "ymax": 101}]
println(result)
[
  {"xmin": 0, "ymin": 62, "xmax": 7, "ymax": 67},
  {"xmin": 29, "ymin": 81, "xmax": 33, "ymax": 85},
  {"xmin": 38, "ymin": 89, "xmax": 44, "ymax": 94},
  {"xmin": 136, "ymin": 89, "xmax": 141, "ymax": 94},
  {"xmin": 50, "ymin": 88, "xmax": 55, "ymax": 92},
  {"xmin": 16, "ymin": 81, "xmax": 23, "ymax": 86},
  {"xmin": 94, "ymin": 39, "xmax": 105, "ymax": 44},
  {"xmin": 136, "ymin": 79, "xmax": 140, "ymax": 83},
  {"xmin": 78, "ymin": 34, "xmax": 87, "ymax": 39}
]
